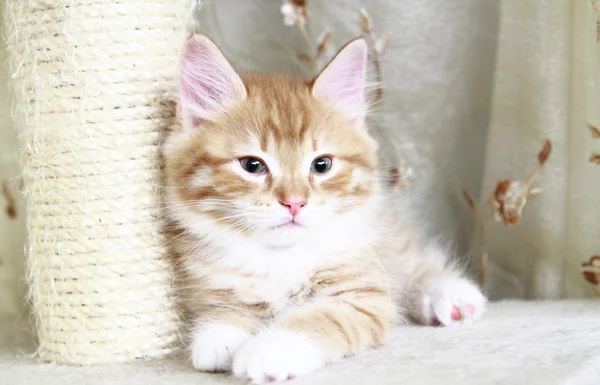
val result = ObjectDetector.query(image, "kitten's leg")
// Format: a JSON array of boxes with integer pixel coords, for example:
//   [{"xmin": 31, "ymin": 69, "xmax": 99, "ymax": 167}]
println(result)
[
  {"xmin": 232, "ymin": 265, "xmax": 394, "ymax": 383},
  {"xmin": 189, "ymin": 309, "xmax": 259, "ymax": 372},
  {"xmin": 404, "ymin": 246, "xmax": 487, "ymax": 326}
]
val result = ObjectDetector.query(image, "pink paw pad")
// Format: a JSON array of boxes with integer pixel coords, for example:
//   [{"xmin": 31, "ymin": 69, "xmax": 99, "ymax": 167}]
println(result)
[
  {"xmin": 450, "ymin": 306, "xmax": 461, "ymax": 320},
  {"xmin": 433, "ymin": 305, "xmax": 475, "ymax": 325},
  {"xmin": 451, "ymin": 305, "xmax": 475, "ymax": 320}
]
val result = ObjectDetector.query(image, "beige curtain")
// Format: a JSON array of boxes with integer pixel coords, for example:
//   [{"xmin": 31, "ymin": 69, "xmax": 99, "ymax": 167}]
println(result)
[
  {"xmin": 483, "ymin": 0, "xmax": 600, "ymax": 299},
  {"xmin": 0, "ymin": 10, "xmax": 26, "ymax": 319}
]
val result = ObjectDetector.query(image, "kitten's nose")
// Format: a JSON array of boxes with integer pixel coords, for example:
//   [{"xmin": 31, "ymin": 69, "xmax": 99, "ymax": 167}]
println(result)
[{"xmin": 280, "ymin": 198, "xmax": 307, "ymax": 217}]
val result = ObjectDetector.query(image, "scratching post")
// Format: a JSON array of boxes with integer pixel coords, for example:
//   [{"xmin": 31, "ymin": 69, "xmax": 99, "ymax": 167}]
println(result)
[{"xmin": 4, "ymin": 0, "xmax": 186, "ymax": 364}]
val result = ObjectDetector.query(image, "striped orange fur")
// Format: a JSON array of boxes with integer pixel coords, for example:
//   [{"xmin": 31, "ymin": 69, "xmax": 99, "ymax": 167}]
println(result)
[{"xmin": 163, "ymin": 35, "xmax": 486, "ymax": 383}]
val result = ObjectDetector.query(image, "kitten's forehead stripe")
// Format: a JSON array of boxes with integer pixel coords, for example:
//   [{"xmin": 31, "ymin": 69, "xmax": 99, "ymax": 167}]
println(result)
[{"xmin": 259, "ymin": 129, "xmax": 268, "ymax": 152}]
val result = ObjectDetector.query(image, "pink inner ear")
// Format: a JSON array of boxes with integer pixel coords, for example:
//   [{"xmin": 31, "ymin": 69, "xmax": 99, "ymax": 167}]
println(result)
[
  {"xmin": 179, "ymin": 35, "xmax": 246, "ymax": 128},
  {"xmin": 312, "ymin": 39, "xmax": 368, "ymax": 124}
]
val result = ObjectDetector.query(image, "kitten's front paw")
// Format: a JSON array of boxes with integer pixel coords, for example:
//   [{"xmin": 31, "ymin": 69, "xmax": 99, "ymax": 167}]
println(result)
[
  {"xmin": 232, "ymin": 329, "xmax": 324, "ymax": 383},
  {"xmin": 422, "ymin": 277, "xmax": 487, "ymax": 326},
  {"xmin": 190, "ymin": 323, "xmax": 251, "ymax": 372}
]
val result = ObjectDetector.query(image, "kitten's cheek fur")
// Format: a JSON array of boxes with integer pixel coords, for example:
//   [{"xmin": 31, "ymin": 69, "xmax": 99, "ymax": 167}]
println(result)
[
  {"xmin": 232, "ymin": 329, "xmax": 325, "ymax": 383},
  {"xmin": 421, "ymin": 277, "xmax": 487, "ymax": 326},
  {"xmin": 190, "ymin": 324, "xmax": 251, "ymax": 372}
]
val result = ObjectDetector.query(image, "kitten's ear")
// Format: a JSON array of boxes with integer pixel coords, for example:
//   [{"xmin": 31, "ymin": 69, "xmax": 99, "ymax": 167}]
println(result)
[
  {"xmin": 311, "ymin": 39, "xmax": 368, "ymax": 127},
  {"xmin": 179, "ymin": 34, "xmax": 247, "ymax": 129}
]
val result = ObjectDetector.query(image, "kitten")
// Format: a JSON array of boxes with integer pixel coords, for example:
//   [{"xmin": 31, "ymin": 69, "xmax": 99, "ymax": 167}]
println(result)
[{"xmin": 163, "ymin": 34, "xmax": 486, "ymax": 383}]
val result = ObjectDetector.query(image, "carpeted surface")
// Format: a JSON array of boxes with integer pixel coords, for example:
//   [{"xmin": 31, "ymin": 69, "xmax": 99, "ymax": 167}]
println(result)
[{"xmin": 1, "ymin": 301, "xmax": 600, "ymax": 385}]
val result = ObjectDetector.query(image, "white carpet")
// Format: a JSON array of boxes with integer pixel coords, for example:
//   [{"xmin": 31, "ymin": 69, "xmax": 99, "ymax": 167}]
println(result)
[{"xmin": 1, "ymin": 301, "xmax": 600, "ymax": 385}]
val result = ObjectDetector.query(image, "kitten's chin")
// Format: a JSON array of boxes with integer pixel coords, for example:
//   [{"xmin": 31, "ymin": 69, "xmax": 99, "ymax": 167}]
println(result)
[{"xmin": 261, "ymin": 225, "xmax": 311, "ymax": 249}]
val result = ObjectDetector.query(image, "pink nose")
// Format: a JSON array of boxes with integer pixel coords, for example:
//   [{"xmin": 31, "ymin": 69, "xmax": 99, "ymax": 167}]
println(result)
[{"xmin": 280, "ymin": 198, "xmax": 307, "ymax": 216}]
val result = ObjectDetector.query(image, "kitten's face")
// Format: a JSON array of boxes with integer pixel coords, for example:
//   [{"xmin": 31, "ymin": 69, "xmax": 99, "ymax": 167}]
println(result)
[{"xmin": 165, "ymin": 36, "xmax": 378, "ymax": 247}]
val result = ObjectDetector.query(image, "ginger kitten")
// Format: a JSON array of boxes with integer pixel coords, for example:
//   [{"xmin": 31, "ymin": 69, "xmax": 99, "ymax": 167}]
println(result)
[{"xmin": 163, "ymin": 35, "xmax": 486, "ymax": 383}]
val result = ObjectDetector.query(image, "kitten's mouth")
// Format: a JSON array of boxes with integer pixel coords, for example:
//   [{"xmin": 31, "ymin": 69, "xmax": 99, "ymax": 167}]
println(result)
[{"xmin": 272, "ymin": 220, "xmax": 303, "ymax": 230}]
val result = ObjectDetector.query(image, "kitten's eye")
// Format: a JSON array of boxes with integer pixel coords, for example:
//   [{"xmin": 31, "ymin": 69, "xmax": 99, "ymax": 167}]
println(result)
[
  {"xmin": 311, "ymin": 156, "xmax": 333, "ymax": 174},
  {"xmin": 239, "ymin": 157, "xmax": 267, "ymax": 174}
]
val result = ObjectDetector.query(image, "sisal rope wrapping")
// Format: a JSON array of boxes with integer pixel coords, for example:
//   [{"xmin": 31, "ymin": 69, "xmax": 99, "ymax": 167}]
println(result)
[{"xmin": 4, "ymin": 0, "xmax": 187, "ymax": 364}]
